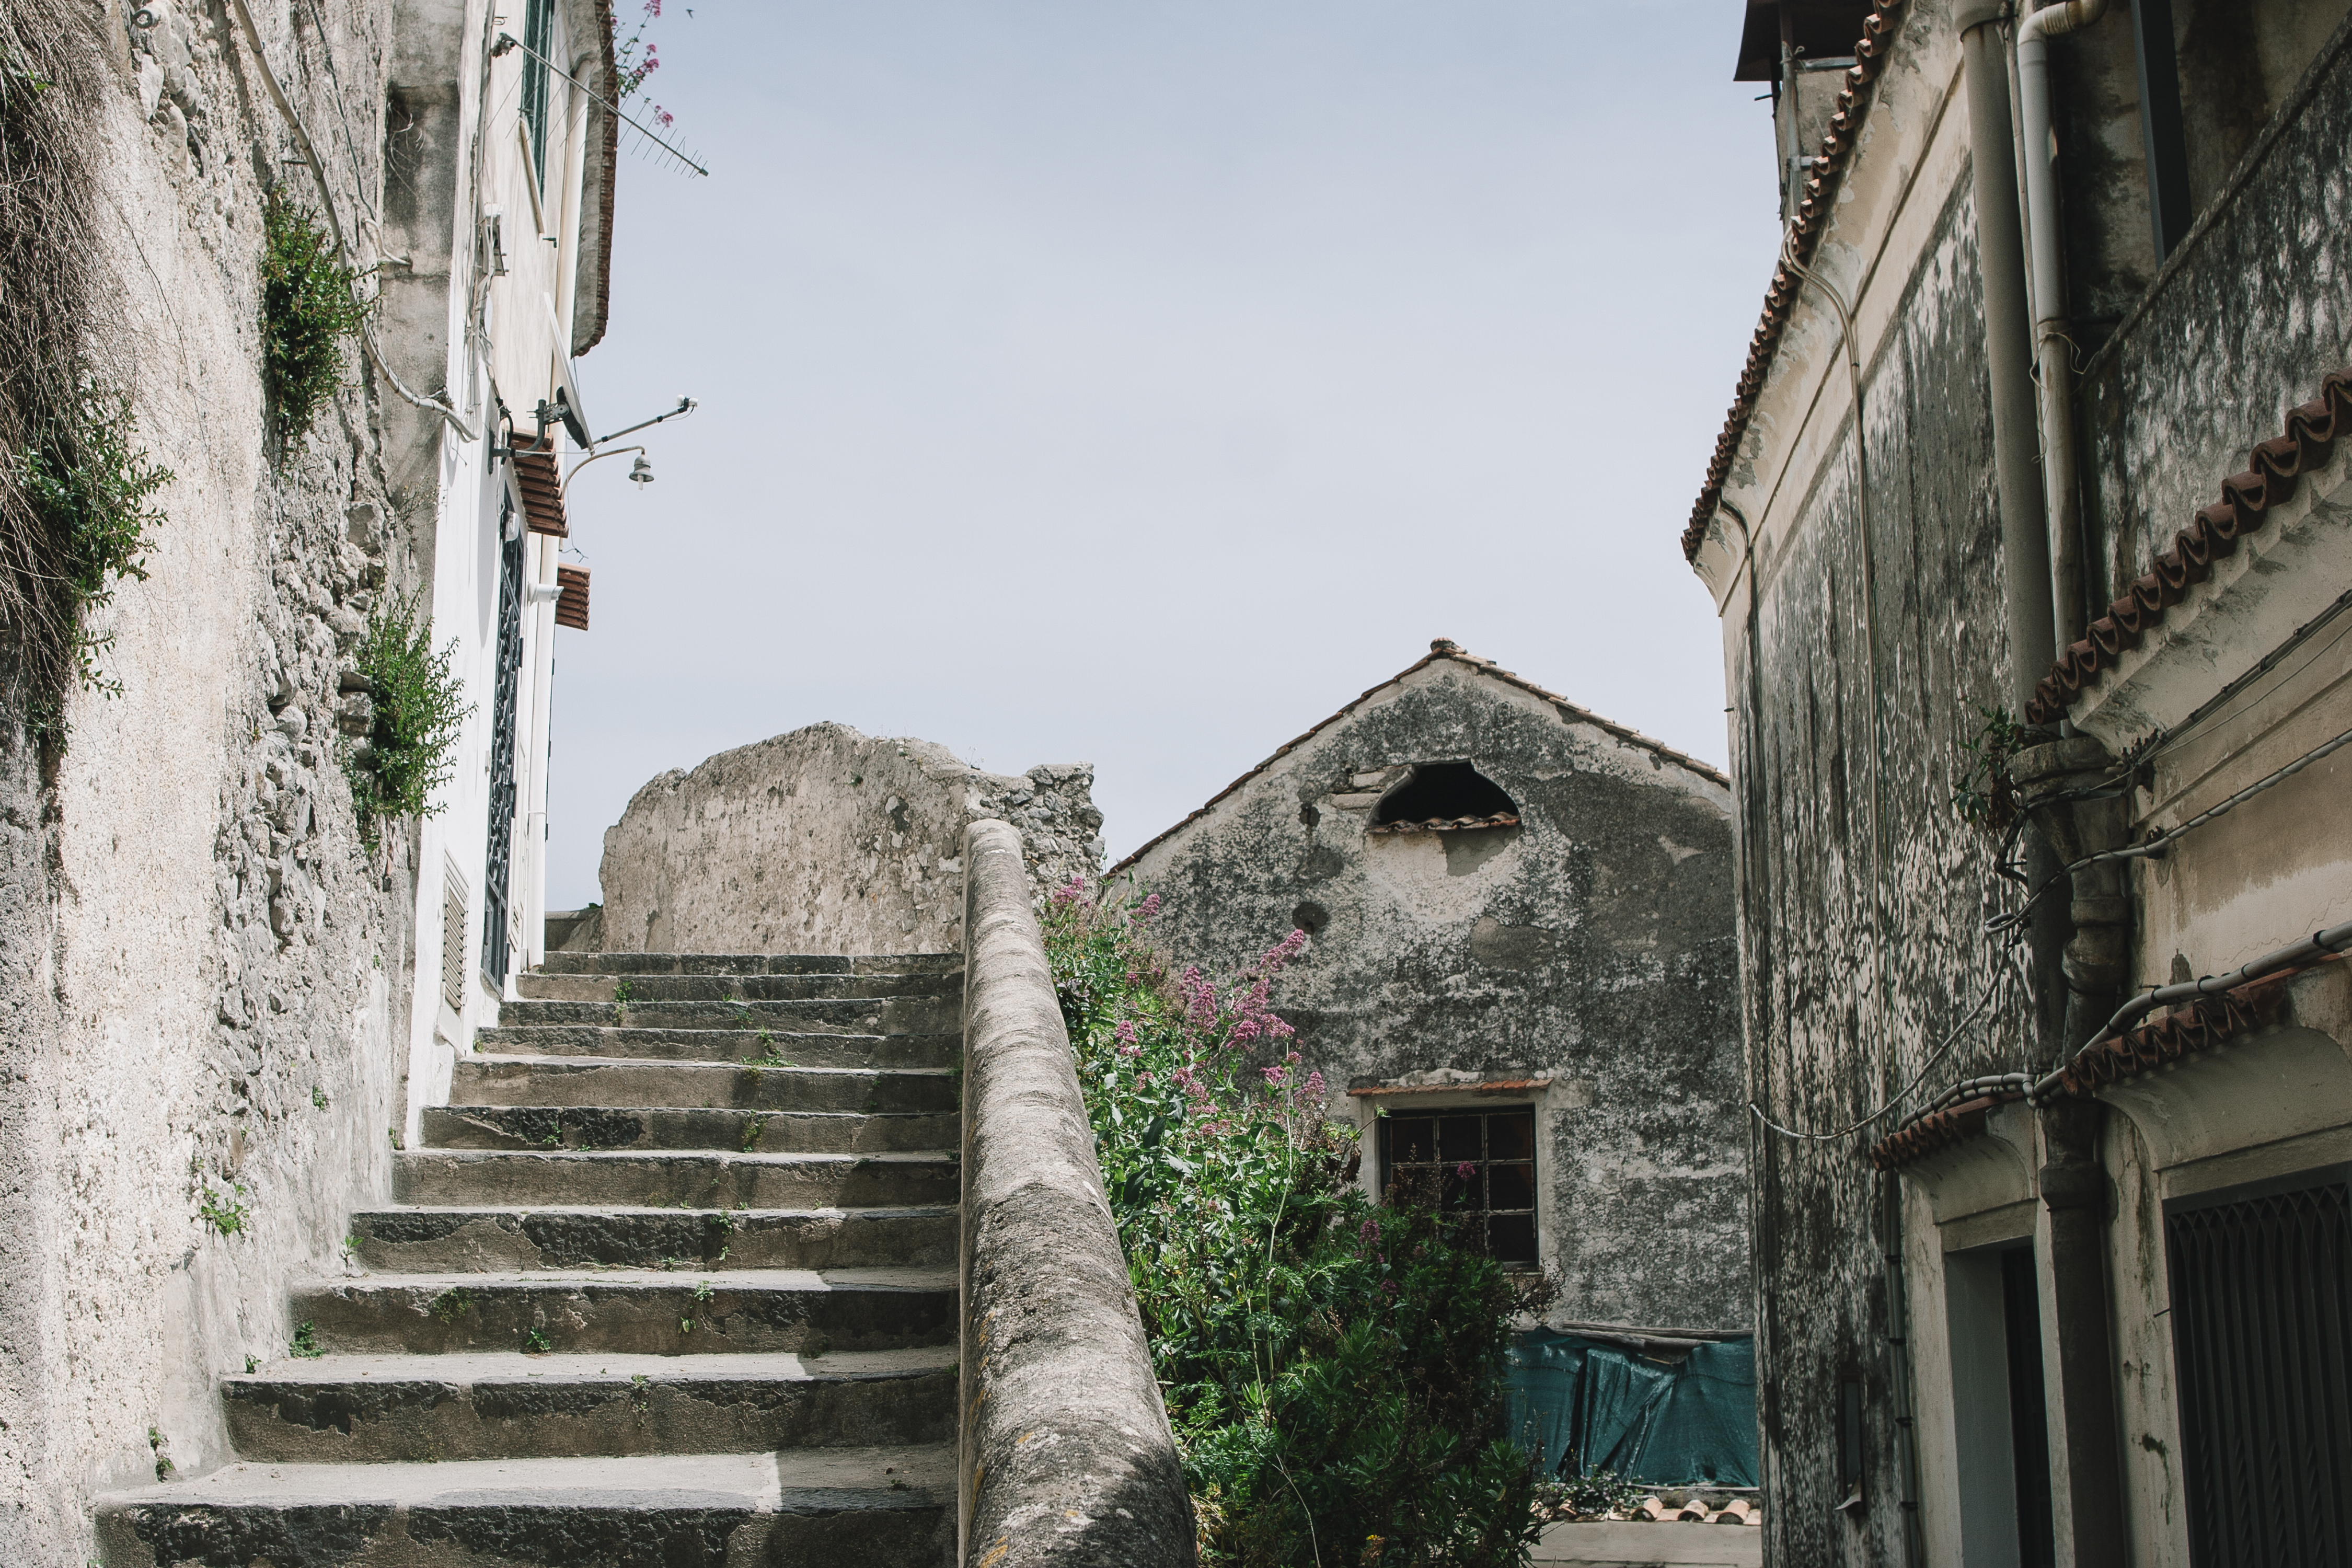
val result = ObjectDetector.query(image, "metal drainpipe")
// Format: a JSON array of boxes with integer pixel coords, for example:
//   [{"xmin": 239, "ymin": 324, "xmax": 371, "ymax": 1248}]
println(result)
[
  {"xmin": 2019, "ymin": 1, "xmax": 2111, "ymax": 653},
  {"xmin": 1955, "ymin": 2, "xmax": 2058, "ymax": 712}
]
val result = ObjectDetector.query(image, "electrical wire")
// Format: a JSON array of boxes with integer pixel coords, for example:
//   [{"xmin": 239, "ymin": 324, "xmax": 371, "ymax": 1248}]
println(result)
[
  {"xmin": 2026, "ymin": 918, "xmax": 2352, "ymax": 1102},
  {"xmin": 1748, "ymin": 941, "xmax": 2022, "ymax": 1143},
  {"xmin": 1987, "ymin": 721, "xmax": 2352, "ymax": 934}
]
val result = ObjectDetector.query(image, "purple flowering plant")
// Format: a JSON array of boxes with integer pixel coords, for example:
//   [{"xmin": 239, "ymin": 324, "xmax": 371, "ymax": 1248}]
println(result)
[{"xmin": 1043, "ymin": 877, "xmax": 1543, "ymax": 1567}]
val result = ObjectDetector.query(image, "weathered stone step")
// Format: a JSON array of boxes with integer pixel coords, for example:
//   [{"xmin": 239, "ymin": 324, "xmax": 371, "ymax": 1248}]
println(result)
[
  {"xmin": 350, "ymin": 1205, "xmax": 958, "ymax": 1274},
  {"xmin": 422, "ymin": 1104, "xmax": 958, "ymax": 1155},
  {"xmin": 452, "ymin": 1056, "xmax": 959, "ymax": 1112},
  {"xmin": 499, "ymin": 995, "xmax": 961, "ymax": 1034},
  {"xmin": 394, "ymin": 1149, "xmax": 960, "ymax": 1209},
  {"xmin": 223, "ymin": 1347, "xmax": 958, "ymax": 1463},
  {"xmin": 538, "ymin": 951, "xmax": 961, "ymax": 976},
  {"xmin": 475, "ymin": 1027, "xmax": 960, "ymax": 1068},
  {"xmin": 518, "ymin": 970, "xmax": 962, "ymax": 1004},
  {"xmin": 289, "ymin": 1269, "xmax": 956, "ymax": 1356},
  {"xmin": 96, "ymin": 1445, "xmax": 955, "ymax": 1566}
]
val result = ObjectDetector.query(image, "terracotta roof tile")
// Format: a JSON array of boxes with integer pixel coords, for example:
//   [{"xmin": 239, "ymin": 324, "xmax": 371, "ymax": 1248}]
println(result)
[
  {"xmin": 2049, "ymin": 972, "xmax": 2295, "ymax": 1097},
  {"xmin": 1681, "ymin": 3, "xmax": 1908, "ymax": 563},
  {"xmin": 2025, "ymin": 368, "xmax": 2352, "ymax": 726},
  {"xmin": 555, "ymin": 564, "xmax": 590, "ymax": 630},
  {"xmin": 1105, "ymin": 640, "xmax": 1727, "ymax": 878},
  {"xmin": 1866, "ymin": 1091, "xmax": 2020, "ymax": 1171},
  {"xmin": 514, "ymin": 450, "xmax": 568, "ymax": 538},
  {"xmin": 1367, "ymin": 812, "xmax": 1521, "ymax": 835},
  {"xmin": 574, "ymin": 0, "xmax": 618, "ymax": 355}
]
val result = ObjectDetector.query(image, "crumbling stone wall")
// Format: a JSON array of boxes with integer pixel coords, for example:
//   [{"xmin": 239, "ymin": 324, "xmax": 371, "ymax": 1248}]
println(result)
[
  {"xmin": 594, "ymin": 722, "xmax": 1103, "ymax": 954},
  {"xmin": 0, "ymin": 4, "xmax": 428, "ymax": 1558}
]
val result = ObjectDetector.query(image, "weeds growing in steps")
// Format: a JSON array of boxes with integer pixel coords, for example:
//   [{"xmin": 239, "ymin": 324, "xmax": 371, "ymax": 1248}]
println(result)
[
  {"xmin": 1044, "ymin": 879, "xmax": 1545, "ymax": 1568},
  {"xmin": 289, "ymin": 1321, "xmax": 324, "ymax": 1359}
]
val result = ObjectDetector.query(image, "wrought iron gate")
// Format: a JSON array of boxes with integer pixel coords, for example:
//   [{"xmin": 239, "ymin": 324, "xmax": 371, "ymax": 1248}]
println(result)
[
  {"xmin": 482, "ymin": 501, "xmax": 524, "ymax": 986},
  {"xmin": 2166, "ymin": 1172, "xmax": 2352, "ymax": 1567}
]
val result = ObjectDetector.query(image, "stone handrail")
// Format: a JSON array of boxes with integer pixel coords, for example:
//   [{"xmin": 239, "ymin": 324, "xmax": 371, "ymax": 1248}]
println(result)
[{"xmin": 958, "ymin": 819, "xmax": 1195, "ymax": 1567}]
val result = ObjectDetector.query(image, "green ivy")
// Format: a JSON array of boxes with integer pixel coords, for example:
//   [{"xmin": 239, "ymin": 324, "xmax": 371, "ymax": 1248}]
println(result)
[
  {"xmin": 260, "ymin": 193, "xmax": 371, "ymax": 443},
  {"xmin": 344, "ymin": 591, "xmax": 469, "ymax": 837}
]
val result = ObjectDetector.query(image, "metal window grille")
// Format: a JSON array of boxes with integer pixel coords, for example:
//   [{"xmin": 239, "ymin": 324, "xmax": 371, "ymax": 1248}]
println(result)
[
  {"xmin": 1377, "ymin": 1106, "xmax": 1539, "ymax": 1264},
  {"xmin": 2165, "ymin": 1172, "xmax": 2352, "ymax": 1567},
  {"xmin": 482, "ymin": 508, "xmax": 523, "ymax": 988},
  {"xmin": 440, "ymin": 865, "xmax": 467, "ymax": 1012}
]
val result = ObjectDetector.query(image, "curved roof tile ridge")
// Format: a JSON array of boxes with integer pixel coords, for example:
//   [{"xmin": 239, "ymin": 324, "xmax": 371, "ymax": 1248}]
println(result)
[
  {"xmin": 1681, "ymin": 3, "xmax": 1909, "ymax": 563},
  {"xmin": 1105, "ymin": 640, "xmax": 1728, "ymax": 878},
  {"xmin": 2026, "ymin": 367, "xmax": 2352, "ymax": 725}
]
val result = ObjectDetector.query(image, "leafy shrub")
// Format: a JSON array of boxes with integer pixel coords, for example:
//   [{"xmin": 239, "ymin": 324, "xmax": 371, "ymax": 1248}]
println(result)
[
  {"xmin": 260, "ymin": 192, "xmax": 371, "ymax": 443},
  {"xmin": 9, "ymin": 381, "xmax": 169, "ymax": 702},
  {"xmin": 344, "ymin": 592, "xmax": 468, "ymax": 836},
  {"xmin": 1953, "ymin": 703, "xmax": 2035, "ymax": 832},
  {"xmin": 1044, "ymin": 881, "xmax": 1542, "ymax": 1568}
]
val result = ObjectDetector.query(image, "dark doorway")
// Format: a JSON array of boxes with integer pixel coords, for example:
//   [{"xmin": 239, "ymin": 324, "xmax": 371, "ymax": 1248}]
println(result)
[
  {"xmin": 482, "ymin": 501, "xmax": 523, "ymax": 987},
  {"xmin": 2001, "ymin": 1248, "xmax": 2057, "ymax": 1568}
]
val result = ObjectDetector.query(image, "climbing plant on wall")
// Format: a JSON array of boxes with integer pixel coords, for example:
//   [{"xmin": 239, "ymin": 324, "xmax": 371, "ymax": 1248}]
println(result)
[{"xmin": 1044, "ymin": 881, "xmax": 1545, "ymax": 1568}]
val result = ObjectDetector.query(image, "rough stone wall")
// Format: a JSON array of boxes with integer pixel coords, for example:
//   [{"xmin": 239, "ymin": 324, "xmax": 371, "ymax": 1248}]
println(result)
[
  {"xmin": 595, "ymin": 722, "xmax": 1103, "ymax": 955},
  {"xmin": 1730, "ymin": 166, "xmax": 2044, "ymax": 1562},
  {"xmin": 0, "ymin": 5, "xmax": 428, "ymax": 1558},
  {"xmin": 2079, "ymin": 6, "xmax": 2352, "ymax": 616},
  {"xmin": 1120, "ymin": 659, "xmax": 1749, "ymax": 1334}
]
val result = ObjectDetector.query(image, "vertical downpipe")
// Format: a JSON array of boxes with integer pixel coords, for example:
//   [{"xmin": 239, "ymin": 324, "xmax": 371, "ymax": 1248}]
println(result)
[
  {"xmin": 1956, "ymin": 2, "xmax": 2059, "ymax": 713},
  {"xmin": 2017, "ymin": 1, "xmax": 2112, "ymax": 654}
]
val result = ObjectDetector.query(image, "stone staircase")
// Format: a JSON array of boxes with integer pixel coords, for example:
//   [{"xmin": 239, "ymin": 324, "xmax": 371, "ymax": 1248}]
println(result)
[{"xmin": 99, "ymin": 952, "xmax": 964, "ymax": 1566}]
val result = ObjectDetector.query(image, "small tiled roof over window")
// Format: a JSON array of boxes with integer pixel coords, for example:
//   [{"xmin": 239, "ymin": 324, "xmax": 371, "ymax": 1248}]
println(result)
[
  {"xmin": 513, "ymin": 450, "xmax": 568, "ymax": 538},
  {"xmin": 555, "ymin": 564, "xmax": 590, "ymax": 630}
]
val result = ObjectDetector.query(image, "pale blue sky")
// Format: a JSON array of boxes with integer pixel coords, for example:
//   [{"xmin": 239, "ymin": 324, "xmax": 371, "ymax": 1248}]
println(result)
[{"xmin": 554, "ymin": 2, "xmax": 1781, "ymax": 907}]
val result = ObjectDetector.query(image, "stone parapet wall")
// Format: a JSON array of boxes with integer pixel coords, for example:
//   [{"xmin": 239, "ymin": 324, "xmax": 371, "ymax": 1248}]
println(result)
[
  {"xmin": 955, "ymin": 819, "xmax": 1193, "ymax": 1568},
  {"xmin": 593, "ymin": 722, "xmax": 1102, "ymax": 954}
]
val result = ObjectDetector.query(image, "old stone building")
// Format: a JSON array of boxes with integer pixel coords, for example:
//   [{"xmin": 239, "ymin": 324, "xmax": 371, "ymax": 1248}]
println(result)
[
  {"xmin": 1689, "ymin": 2, "xmax": 2352, "ymax": 1563},
  {"xmin": 1113, "ymin": 641, "xmax": 1750, "ymax": 1342},
  {"xmin": 0, "ymin": 0, "xmax": 652, "ymax": 1557}
]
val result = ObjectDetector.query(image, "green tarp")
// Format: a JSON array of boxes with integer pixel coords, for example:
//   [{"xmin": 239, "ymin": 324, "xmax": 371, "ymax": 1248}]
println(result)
[{"xmin": 1504, "ymin": 1330, "xmax": 1757, "ymax": 1487}]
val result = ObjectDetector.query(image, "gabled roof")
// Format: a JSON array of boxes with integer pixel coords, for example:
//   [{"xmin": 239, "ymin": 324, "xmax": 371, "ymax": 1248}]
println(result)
[{"xmin": 1108, "ymin": 640, "xmax": 1729, "ymax": 877}]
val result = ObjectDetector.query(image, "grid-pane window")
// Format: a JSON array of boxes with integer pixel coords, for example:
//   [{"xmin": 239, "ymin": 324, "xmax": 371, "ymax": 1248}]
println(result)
[{"xmin": 1378, "ymin": 1106, "xmax": 1538, "ymax": 1264}]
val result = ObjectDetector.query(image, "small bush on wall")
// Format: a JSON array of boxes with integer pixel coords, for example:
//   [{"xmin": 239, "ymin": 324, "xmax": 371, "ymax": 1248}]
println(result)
[
  {"xmin": 260, "ymin": 193, "xmax": 371, "ymax": 443},
  {"xmin": 1045, "ymin": 882, "xmax": 1544, "ymax": 1568},
  {"xmin": 344, "ymin": 592, "xmax": 468, "ymax": 837}
]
